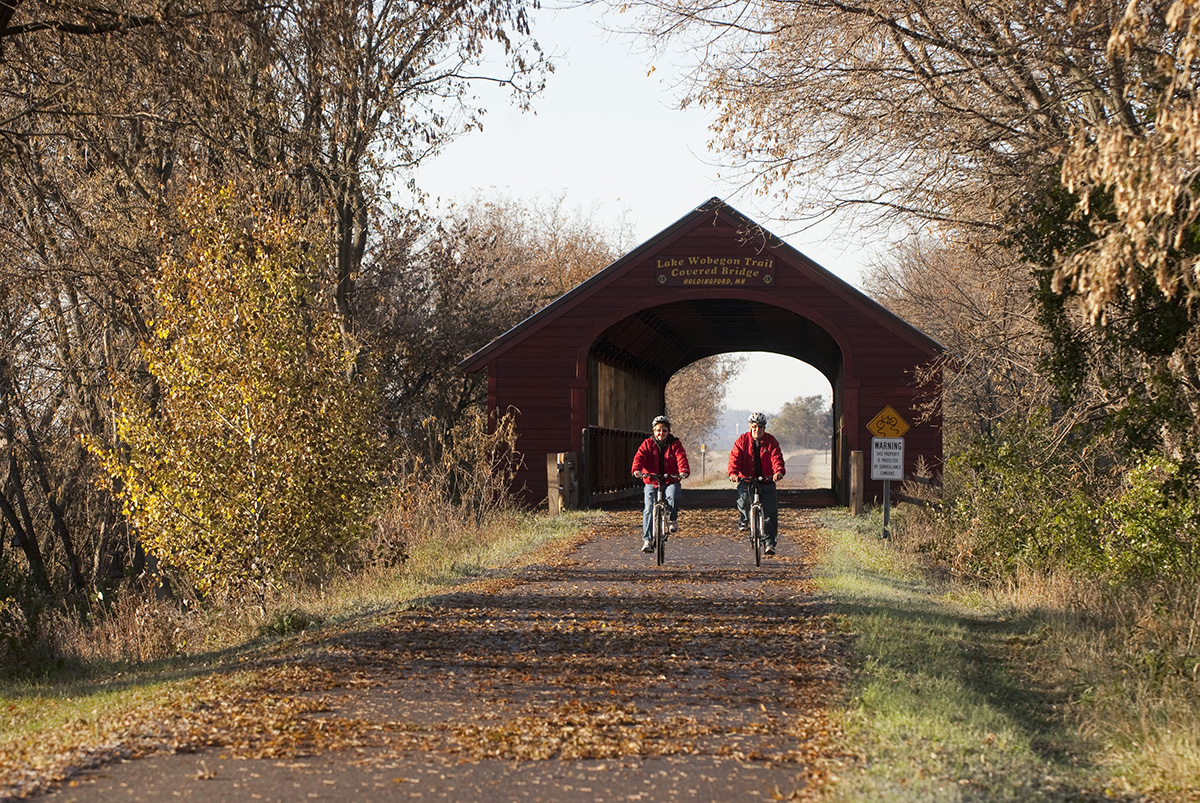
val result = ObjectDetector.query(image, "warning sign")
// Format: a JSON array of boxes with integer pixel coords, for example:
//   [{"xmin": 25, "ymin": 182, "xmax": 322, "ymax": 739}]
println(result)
[
  {"xmin": 871, "ymin": 437, "xmax": 905, "ymax": 481},
  {"xmin": 867, "ymin": 405, "xmax": 910, "ymax": 438}
]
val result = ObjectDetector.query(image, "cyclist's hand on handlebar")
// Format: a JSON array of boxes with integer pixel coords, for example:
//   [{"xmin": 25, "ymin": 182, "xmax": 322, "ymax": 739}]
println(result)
[
  {"xmin": 773, "ymin": 472, "xmax": 783, "ymax": 481},
  {"xmin": 680, "ymin": 471, "xmax": 689, "ymax": 480},
  {"xmin": 728, "ymin": 473, "xmax": 737, "ymax": 482}
]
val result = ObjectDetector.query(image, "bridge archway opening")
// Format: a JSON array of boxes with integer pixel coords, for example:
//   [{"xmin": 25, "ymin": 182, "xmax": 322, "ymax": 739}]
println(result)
[
  {"xmin": 710, "ymin": 352, "xmax": 834, "ymax": 491},
  {"xmin": 587, "ymin": 299, "xmax": 849, "ymax": 501}
]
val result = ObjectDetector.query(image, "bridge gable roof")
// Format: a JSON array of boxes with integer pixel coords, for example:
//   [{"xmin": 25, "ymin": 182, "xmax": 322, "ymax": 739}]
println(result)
[{"xmin": 460, "ymin": 197, "xmax": 942, "ymax": 374}]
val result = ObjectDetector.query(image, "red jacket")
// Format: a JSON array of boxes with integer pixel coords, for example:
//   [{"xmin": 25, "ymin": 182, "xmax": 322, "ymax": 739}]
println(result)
[
  {"xmin": 631, "ymin": 435, "xmax": 690, "ymax": 485},
  {"xmin": 727, "ymin": 431, "xmax": 786, "ymax": 480}
]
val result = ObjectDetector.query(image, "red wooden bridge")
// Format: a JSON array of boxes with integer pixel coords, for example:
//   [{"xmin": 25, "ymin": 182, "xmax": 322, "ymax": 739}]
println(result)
[{"xmin": 461, "ymin": 199, "xmax": 942, "ymax": 508}]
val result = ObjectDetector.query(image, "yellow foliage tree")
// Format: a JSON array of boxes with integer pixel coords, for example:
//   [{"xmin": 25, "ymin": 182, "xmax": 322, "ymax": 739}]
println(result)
[{"xmin": 90, "ymin": 182, "xmax": 383, "ymax": 600}]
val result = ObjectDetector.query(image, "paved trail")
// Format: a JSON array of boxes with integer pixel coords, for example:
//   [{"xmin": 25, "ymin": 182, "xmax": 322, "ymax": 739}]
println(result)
[{"xmin": 41, "ymin": 505, "xmax": 847, "ymax": 803}]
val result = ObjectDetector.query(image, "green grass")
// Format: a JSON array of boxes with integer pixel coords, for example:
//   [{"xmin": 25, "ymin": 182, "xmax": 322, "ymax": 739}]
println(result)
[{"xmin": 815, "ymin": 509, "xmax": 1137, "ymax": 802}]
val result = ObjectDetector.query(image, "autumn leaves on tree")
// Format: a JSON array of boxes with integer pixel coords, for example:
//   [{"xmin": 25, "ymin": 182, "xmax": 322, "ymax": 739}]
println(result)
[
  {"xmin": 88, "ymin": 184, "xmax": 384, "ymax": 599},
  {"xmin": 0, "ymin": 1, "xmax": 551, "ymax": 604}
]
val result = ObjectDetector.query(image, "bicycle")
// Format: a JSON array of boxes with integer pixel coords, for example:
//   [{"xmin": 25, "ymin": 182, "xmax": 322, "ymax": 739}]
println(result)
[
  {"xmin": 741, "ymin": 476, "xmax": 767, "ymax": 566},
  {"xmin": 640, "ymin": 471, "xmax": 680, "ymax": 565}
]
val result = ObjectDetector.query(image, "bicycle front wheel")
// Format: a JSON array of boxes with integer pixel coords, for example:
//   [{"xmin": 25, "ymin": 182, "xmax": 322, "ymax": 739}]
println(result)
[
  {"xmin": 654, "ymin": 502, "xmax": 669, "ymax": 565},
  {"xmin": 750, "ymin": 503, "xmax": 765, "ymax": 566}
]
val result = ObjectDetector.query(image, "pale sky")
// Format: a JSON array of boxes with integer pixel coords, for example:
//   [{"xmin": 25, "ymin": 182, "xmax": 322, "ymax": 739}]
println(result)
[{"xmin": 417, "ymin": 4, "xmax": 867, "ymax": 413}]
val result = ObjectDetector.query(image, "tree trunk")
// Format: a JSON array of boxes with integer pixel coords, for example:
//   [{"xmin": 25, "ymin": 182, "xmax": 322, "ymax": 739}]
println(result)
[
  {"xmin": 0, "ymin": 354, "xmax": 85, "ymax": 593},
  {"xmin": 0, "ymin": 454, "xmax": 53, "ymax": 596}
]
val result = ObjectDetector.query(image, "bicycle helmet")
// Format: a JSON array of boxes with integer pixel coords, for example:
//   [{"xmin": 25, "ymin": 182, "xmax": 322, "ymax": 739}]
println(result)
[
  {"xmin": 748, "ymin": 411, "xmax": 767, "ymax": 426},
  {"xmin": 652, "ymin": 415, "xmax": 671, "ymax": 427}
]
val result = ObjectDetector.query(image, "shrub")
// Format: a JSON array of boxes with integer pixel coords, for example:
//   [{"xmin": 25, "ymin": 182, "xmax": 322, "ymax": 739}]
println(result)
[
  {"xmin": 367, "ymin": 408, "xmax": 523, "ymax": 566},
  {"xmin": 922, "ymin": 407, "xmax": 1200, "ymax": 595},
  {"xmin": 938, "ymin": 411, "xmax": 1103, "ymax": 580},
  {"xmin": 1097, "ymin": 454, "xmax": 1200, "ymax": 588},
  {"xmin": 87, "ymin": 182, "xmax": 385, "ymax": 602}
]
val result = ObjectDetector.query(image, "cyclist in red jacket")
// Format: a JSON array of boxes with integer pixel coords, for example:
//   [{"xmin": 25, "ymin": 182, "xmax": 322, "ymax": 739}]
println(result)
[
  {"xmin": 727, "ymin": 411, "xmax": 786, "ymax": 554},
  {"xmin": 631, "ymin": 415, "xmax": 691, "ymax": 553}
]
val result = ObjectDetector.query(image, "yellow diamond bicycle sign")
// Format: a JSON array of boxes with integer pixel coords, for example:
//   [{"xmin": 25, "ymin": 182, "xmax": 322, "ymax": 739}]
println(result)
[{"xmin": 867, "ymin": 405, "xmax": 910, "ymax": 438}]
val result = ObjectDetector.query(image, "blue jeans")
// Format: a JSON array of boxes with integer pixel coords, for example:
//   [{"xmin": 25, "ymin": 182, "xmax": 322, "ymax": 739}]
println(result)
[
  {"xmin": 736, "ymin": 480, "xmax": 778, "ymax": 544},
  {"xmin": 643, "ymin": 482, "xmax": 680, "ymax": 538}
]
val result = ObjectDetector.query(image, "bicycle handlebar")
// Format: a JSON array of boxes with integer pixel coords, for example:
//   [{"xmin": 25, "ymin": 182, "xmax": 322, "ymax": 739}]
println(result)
[{"xmin": 637, "ymin": 471, "xmax": 682, "ymax": 480}]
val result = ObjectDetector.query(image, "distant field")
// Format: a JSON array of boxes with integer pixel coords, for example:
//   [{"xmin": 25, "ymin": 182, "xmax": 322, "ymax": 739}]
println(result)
[{"xmin": 685, "ymin": 447, "xmax": 830, "ymax": 490}]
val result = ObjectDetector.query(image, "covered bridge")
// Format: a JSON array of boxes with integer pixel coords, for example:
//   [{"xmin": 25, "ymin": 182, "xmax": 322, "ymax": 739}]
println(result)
[{"xmin": 460, "ymin": 198, "xmax": 943, "ymax": 508}]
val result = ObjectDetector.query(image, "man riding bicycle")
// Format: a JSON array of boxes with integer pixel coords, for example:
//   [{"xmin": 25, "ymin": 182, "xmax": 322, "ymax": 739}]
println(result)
[
  {"xmin": 631, "ymin": 415, "xmax": 690, "ymax": 554},
  {"xmin": 728, "ymin": 411, "xmax": 786, "ymax": 555}
]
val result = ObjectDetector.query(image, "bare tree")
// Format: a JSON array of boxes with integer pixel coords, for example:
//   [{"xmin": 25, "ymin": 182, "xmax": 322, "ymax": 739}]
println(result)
[
  {"xmin": 0, "ymin": 0, "xmax": 548, "ymax": 601},
  {"xmin": 360, "ymin": 193, "xmax": 632, "ymax": 442},
  {"xmin": 864, "ymin": 241, "xmax": 1053, "ymax": 445},
  {"xmin": 453, "ymin": 191, "xmax": 635, "ymax": 302},
  {"xmin": 666, "ymin": 354, "xmax": 744, "ymax": 455},
  {"xmin": 621, "ymin": 0, "xmax": 1141, "ymax": 233}
]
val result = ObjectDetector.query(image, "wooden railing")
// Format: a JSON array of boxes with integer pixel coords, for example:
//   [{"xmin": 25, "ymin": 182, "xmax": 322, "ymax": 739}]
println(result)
[
  {"xmin": 582, "ymin": 426, "xmax": 646, "ymax": 504},
  {"xmin": 896, "ymin": 474, "xmax": 942, "ymax": 507}
]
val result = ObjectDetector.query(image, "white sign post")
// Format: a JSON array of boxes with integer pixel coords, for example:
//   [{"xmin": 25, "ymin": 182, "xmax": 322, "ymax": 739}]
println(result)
[{"xmin": 872, "ymin": 437, "xmax": 904, "ymax": 539}]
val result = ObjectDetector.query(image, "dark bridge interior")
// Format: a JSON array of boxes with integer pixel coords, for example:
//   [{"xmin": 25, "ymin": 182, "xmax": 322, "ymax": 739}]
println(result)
[{"xmin": 590, "ymin": 299, "xmax": 843, "ymax": 384}]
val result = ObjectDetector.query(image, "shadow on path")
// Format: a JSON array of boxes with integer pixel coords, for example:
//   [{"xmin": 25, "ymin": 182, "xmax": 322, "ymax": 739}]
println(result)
[{"xmin": 40, "ymin": 507, "xmax": 848, "ymax": 803}]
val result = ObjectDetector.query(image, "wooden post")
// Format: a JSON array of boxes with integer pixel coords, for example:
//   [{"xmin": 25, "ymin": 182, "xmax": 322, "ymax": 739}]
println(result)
[
  {"xmin": 561, "ymin": 451, "xmax": 579, "ymax": 510},
  {"xmin": 547, "ymin": 453, "xmax": 564, "ymax": 515},
  {"xmin": 579, "ymin": 430, "xmax": 591, "ymax": 509},
  {"xmin": 850, "ymin": 450, "xmax": 864, "ymax": 516},
  {"xmin": 546, "ymin": 452, "xmax": 578, "ymax": 515},
  {"xmin": 882, "ymin": 479, "xmax": 891, "ymax": 539}
]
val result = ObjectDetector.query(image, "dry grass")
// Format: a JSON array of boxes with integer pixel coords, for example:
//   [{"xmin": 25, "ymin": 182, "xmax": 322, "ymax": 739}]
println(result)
[
  {"xmin": 889, "ymin": 502, "xmax": 1200, "ymax": 800},
  {"xmin": 1051, "ymin": 582, "xmax": 1200, "ymax": 798},
  {"xmin": 0, "ymin": 506, "xmax": 595, "ymax": 796},
  {"xmin": 29, "ymin": 505, "xmax": 589, "ymax": 671},
  {"xmin": 42, "ymin": 593, "xmax": 191, "ymax": 665},
  {"xmin": 967, "ymin": 563, "xmax": 1200, "ymax": 797}
]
